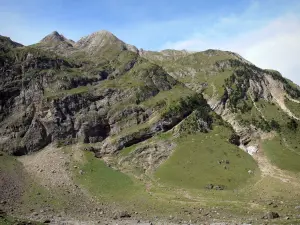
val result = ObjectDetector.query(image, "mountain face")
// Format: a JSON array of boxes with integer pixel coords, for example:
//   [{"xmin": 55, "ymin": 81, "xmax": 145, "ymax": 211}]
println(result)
[
  {"xmin": 1, "ymin": 31, "xmax": 300, "ymax": 224},
  {"xmin": 1, "ymin": 30, "xmax": 300, "ymax": 166}
]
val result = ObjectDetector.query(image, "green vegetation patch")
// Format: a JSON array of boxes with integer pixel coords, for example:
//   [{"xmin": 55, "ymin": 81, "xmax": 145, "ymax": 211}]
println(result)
[
  {"xmin": 142, "ymin": 84, "xmax": 193, "ymax": 109},
  {"xmin": 74, "ymin": 151, "xmax": 144, "ymax": 201},
  {"xmin": 155, "ymin": 126, "xmax": 258, "ymax": 190},
  {"xmin": 44, "ymin": 86, "xmax": 90, "ymax": 100},
  {"xmin": 285, "ymin": 98, "xmax": 300, "ymax": 118},
  {"xmin": 0, "ymin": 152, "xmax": 21, "ymax": 172},
  {"xmin": 119, "ymin": 143, "xmax": 140, "ymax": 157},
  {"xmin": 263, "ymin": 135, "xmax": 300, "ymax": 172}
]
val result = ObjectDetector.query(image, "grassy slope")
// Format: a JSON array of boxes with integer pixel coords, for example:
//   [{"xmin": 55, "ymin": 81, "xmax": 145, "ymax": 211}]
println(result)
[
  {"xmin": 285, "ymin": 98, "xmax": 300, "ymax": 118},
  {"xmin": 143, "ymin": 50, "xmax": 235, "ymax": 99},
  {"xmin": 253, "ymin": 99, "xmax": 300, "ymax": 172},
  {"xmin": 0, "ymin": 152, "xmax": 21, "ymax": 172},
  {"xmin": 74, "ymin": 151, "xmax": 144, "ymax": 201},
  {"xmin": 71, "ymin": 151, "xmax": 195, "ymax": 219},
  {"xmin": 155, "ymin": 126, "xmax": 258, "ymax": 190},
  {"xmin": 263, "ymin": 135, "xmax": 300, "ymax": 172}
]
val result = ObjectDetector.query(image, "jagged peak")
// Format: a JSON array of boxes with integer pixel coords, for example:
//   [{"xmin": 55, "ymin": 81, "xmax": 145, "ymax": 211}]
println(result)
[
  {"xmin": 40, "ymin": 31, "xmax": 69, "ymax": 44},
  {"xmin": 74, "ymin": 29, "xmax": 139, "ymax": 54},
  {"xmin": 76, "ymin": 30, "xmax": 119, "ymax": 44},
  {"xmin": 50, "ymin": 31, "xmax": 60, "ymax": 36}
]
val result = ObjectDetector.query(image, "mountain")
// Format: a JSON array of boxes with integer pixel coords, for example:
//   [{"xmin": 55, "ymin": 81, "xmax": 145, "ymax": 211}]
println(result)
[{"xmin": 1, "ymin": 30, "xmax": 300, "ymax": 224}]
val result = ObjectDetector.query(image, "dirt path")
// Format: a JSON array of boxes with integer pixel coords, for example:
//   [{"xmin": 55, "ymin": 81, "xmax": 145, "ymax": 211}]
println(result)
[
  {"xmin": 286, "ymin": 96, "xmax": 300, "ymax": 104},
  {"xmin": 283, "ymin": 138, "xmax": 300, "ymax": 156},
  {"xmin": 253, "ymin": 143, "xmax": 300, "ymax": 188},
  {"xmin": 274, "ymin": 96, "xmax": 300, "ymax": 120},
  {"xmin": 249, "ymin": 94, "xmax": 266, "ymax": 120}
]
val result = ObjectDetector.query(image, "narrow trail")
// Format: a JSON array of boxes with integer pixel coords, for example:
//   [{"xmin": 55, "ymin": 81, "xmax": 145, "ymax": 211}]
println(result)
[
  {"xmin": 253, "ymin": 143, "xmax": 300, "ymax": 188},
  {"xmin": 286, "ymin": 96, "xmax": 300, "ymax": 104},
  {"xmin": 282, "ymin": 138, "xmax": 300, "ymax": 156},
  {"xmin": 274, "ymin": 96, "xmax": 300, "ymax": 121},
  {"xmin": 249, "ymin": 94, "xmax": 266, "ymax": 120},
  {"xmin": 265, "ymin": 75, "xmax": 300, "ymax": 120}
]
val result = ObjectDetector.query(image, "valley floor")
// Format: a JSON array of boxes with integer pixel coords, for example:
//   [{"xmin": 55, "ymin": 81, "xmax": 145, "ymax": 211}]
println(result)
[{"xmin": 1, "ymin": 138, "xmax": 300, "ymax": 225}]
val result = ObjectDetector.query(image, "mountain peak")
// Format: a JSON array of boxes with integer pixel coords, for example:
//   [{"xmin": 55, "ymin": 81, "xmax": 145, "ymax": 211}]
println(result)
[
  {"xmin": 76, "ymin": 30, "xmax": 119, "ymax": 46},
  {"xmin": 40, "ymin": 31, "xmax": 69, "ymax": 43},
  {"xmin": 51, "ymin": 31, "xmax": 60, "ymax": 36},
  {"xmin": 74, "ymin": 29, "xmax": 126, "ymax": 55},
  {"xmin": 93, "ymin": 30, "xmax": 115, "ymax": 36}
]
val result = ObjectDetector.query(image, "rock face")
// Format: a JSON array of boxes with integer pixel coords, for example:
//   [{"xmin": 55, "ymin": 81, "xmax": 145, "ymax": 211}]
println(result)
[
  {"xmin": 0, "ymin": 33, "xmax": 200, "ymax": 157},
  {"xmin": 1, "ymin": 31, "xmax": 300, "ymax": 161}
]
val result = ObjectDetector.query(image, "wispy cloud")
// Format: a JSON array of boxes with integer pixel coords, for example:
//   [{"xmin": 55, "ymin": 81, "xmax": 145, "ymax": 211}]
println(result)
[
  {"xmin": 161, "ymin": 3, "xmax": 300, "ymax": 85},
  {"xmin": 0, "ymin": 0, "xmax": 299, "ymax": 85}
]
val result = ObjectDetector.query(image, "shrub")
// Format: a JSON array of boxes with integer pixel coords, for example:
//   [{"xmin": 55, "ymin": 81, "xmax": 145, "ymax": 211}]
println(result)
[
  {"xmin": 270, "ymin": 119, "xmax": 280, "ymax": 131},
  {"xmin": 287, "ymin": 119, "xmax": 298, "ymax": 131},
  {"xmin": 229, "ymin": 133, "xmax": 240, "ymax": 146}
]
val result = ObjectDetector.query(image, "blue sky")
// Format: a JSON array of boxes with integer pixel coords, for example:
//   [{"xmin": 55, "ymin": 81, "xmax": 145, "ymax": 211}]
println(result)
[{"xmin": 1, "ymin": 0, "xmax": 300, "ymax": 84}]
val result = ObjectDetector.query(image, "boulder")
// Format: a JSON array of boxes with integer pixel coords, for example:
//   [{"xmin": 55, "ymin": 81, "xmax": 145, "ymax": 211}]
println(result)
[{"xmin": 262, "ymin": 211, "xmax": 280, "ymax": 219}]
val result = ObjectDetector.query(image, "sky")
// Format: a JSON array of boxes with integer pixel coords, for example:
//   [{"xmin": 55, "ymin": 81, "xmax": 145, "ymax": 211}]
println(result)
[{"xmin": 1, "ymin": 0, "xmax": 300, "ymax": 84}]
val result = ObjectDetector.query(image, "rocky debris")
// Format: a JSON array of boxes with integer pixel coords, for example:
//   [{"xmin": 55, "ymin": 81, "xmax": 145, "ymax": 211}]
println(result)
[
  {"xmin": 83, "ymin": 146, "xmax": 95, "ymax": 152},
  {"xmin": 113, "ymin": 211, "xmax": 131, "ymax": 219},
  {"xmin": 205, "ymin": 184, "xmax": 225, "ymax": 190},
  {"xmin": 0, "ymin": 209, "xmax": 6, "ymax": 218},
  {"xmin": 295, "ymin": 205, "xmax": 300, "ymax": 210},
  {"xmin": 262, "ymin": 211, "xmax": 280, "ymax": 219},
  {"xmin": 119, "ymin": 211, "xmax": 131, "ymax": 218},
  {"xmin": 246, "ymin": 146, "xmax": 258, "ymax": 155},
  {"xmin": 32, "ymin": 212, "xmax": 39, "ymax": 217},
  {"xmin": 119, "ymin": 141, "xmax": 175, "ymax": 173},
  {"xmin": 205, "ymin": 184, "xmax": 214, "ymax": 190},
  {"xmin": 214, "ymin": 185, "xmax": 225, "ymax": 190},
  {"xmin": 0, "ymin": 158, "xmax": 25, "ymax": 210}
]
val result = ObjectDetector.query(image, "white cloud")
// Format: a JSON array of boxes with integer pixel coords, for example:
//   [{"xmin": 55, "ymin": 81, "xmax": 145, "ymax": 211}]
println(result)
[
  {"xmin": 235, "ymin": 15, "xmax": 300, "ymax": 85},
  {"xmin": 161, "ymin": 14, "xmax": 300, "ymax": 85}
]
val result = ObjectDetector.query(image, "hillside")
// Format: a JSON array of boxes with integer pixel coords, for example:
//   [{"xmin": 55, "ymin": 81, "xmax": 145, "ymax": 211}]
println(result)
[{"xmin": 1, "ymin": 31, "xmax": 300, "ymax": 224}]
